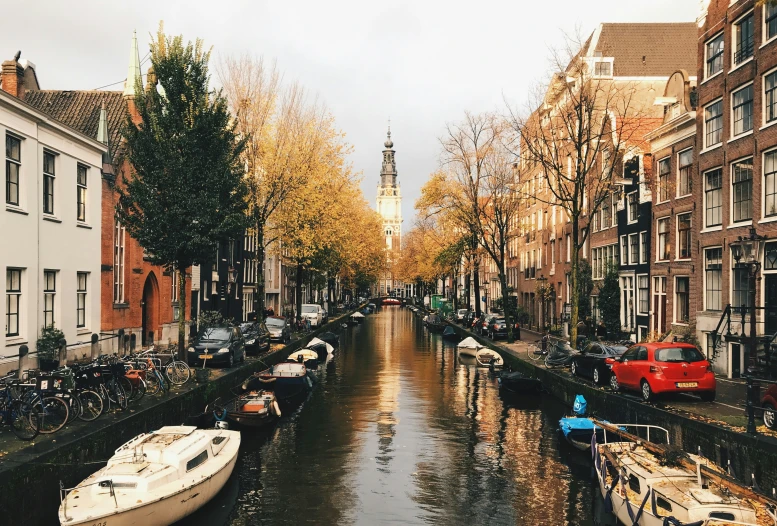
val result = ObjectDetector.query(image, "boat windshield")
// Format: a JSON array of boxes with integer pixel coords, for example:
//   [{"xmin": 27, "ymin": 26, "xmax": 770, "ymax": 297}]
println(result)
[
  {"xmin": 199, "ymin": 327, "xmax": 231, "ymax": 342},
  {"xmin": 655, "ymin": 347, "xmax": 705, "ymax": 363}
]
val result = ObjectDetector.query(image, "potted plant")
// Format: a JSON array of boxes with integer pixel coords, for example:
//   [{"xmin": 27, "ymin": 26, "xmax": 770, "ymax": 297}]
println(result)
[{"xmin": 37, "ymin": 326, "xmax": 65, "ymax": 371}]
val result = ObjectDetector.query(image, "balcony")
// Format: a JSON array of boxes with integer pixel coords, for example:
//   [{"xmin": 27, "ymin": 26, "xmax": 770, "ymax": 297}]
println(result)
[{"xmin": 733, "ymin": 38, "xmax": 754, "ymax": 66}]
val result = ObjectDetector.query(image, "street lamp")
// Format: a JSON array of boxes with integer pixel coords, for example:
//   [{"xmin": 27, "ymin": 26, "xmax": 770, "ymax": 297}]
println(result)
[
  {"xmin": 537, "ymin": 274, "xmax": 548, "ymax": 332},
  {"xmin": 730, "ymin": 226, "xmax": 765, "ymax": 435}
]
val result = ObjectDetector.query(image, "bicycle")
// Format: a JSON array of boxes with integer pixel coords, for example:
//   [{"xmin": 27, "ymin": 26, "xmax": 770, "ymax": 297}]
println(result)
[
  {"xmin": 527, "ymin": 339, "xmax": 549, "ymax": 361},
  {"xmin": 0, "ymin": 376, "xmax": 39, "ymax": 440},
  {"xmin": 17, "ymin": 380, "xmax": 70, "ymax": 434},
  {"xmin": 137, "ymin": 346, "xmax": 191, "ymax": 386},
  {"xmin": 142, "ymin": 358, "xmax": 170, "ymax": 396}
]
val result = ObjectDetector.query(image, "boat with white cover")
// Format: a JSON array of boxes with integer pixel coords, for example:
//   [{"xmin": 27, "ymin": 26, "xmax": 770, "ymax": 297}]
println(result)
[
  {"xmin": 58, "ymin": 425, "xmax": 240, "ymax": 526},
  {"xmin": 457, "ymin": 336, "xmax": 483, "ymax": 357},
  {"xmin": 593, "ymin": 422, "xmax": 777, "ymax": 526}
]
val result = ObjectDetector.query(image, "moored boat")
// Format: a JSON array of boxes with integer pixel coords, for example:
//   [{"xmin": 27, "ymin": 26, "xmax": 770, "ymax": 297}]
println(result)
[
  {"xmin": 251, "ymin": 361, "xmax": 312, "ymax": 400},
  {"xmin": 289, "ymin": 348, "xmax": 319, "ymax": 369},
  {"xmin": 593, "ymin": 422, "xmax": 777, "ymax": 526},
  {"xmin": 317, "ymin": 331, "xmax": 340, "ymax": 348},
  {"xmin": 349, "ymin": 311, "xmax": 365, "ymax": 325},
  {"xmin": 216, "ymin": 391, "xmax": 281, "ymax": 428},
  {"xmin": 382, "ymin": 298, "xmax": 401, "ymax": 305},
  {"xmin": 58, "ymin": 426, "xmax": 240, "ymax": 526},
  {"xmin": 475, "ymin": 348, "xmax": 504, "ymax": 368},
  {"xmin": 558, "ymin": 394, "xmax": 609, "ymax": 451},
  {"xmin": 457, "ymin": 336, "xmax": 483, "ymax": 357},
  {"xmin": 424, "ymin": 313, "xmax": 446, "ymax": 333},
  {"xmin": 442, "ymin": 326, "xmax": 460, "ymax": 341},
  {"xmin": 498, "ymin": 370, "xmax": 542, "ymax": 393}
]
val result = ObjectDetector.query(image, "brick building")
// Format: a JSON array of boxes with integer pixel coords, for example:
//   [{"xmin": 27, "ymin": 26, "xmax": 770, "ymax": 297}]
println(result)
[
  {"xmin": 14, "ymin": 33, "xmax": 190, "ymax": 350},
  {"xmin": 694, "ymin": 0, "xmax": 777, "ymax": 377}
]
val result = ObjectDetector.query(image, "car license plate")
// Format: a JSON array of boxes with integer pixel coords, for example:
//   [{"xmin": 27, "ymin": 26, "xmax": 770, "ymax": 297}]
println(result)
[
  {"xmin": 199, "ymin": 354, "xmax": 212, "ymax": 359},
  {"xmin": 676, "ymin": 382, "xmax": 698, "ymax": 388}
]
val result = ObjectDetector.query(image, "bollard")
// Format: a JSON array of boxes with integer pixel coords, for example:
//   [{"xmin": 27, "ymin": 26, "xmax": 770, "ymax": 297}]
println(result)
[
  {"xmin": 123, "ymin": 334, "xmax": 130, "ymax": 356},
  {"xmin": 129, "ymin": 333, "xmax": 136, "ymax": 353},
  {"xmin": 116, "ymin": 329, "xmax": 124, "ymax": 355},
  {"xmin": 17, "ymin": 345, "xmax": 29, "ymax": 379},
  {"xmin": 91, "ymin": 333, "xmax": 100, "ymax": 360},
  {"xmin": 58, "ymin": 339, "xmax": 68, "ymax": 367}
]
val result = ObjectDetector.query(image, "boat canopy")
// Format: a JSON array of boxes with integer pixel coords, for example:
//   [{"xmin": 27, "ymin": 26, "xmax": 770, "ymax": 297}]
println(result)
[
  {"xmin": 351, "ymin": 311, "xmax": 365, "ymax": 318},
  {"xmin": 457, "ymin": 337, "xmax": 484, "ymax": 350}
]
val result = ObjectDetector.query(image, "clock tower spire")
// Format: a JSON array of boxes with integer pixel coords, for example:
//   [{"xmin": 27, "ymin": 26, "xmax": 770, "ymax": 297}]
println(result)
[{"xmin": 375, "ymin": 125, "xmax": 404, "ymax": 297}]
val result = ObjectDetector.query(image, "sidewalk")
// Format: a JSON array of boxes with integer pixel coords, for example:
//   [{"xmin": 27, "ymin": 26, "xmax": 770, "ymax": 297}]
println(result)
[{"xmin": 487, "ymin": 326, "xmax": 750, "ymax": 427}]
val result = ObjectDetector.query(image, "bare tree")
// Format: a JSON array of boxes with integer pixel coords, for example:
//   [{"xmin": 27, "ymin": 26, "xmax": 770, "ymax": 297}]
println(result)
[{"xmin": 506, "ymin": 34, "xmax": 652, "ymax": 344}]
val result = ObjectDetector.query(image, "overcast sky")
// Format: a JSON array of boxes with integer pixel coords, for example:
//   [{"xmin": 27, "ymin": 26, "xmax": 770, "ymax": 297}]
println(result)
[{"xmin": 4, "ymin": 0, "xmax": 698, "ymax": 225}]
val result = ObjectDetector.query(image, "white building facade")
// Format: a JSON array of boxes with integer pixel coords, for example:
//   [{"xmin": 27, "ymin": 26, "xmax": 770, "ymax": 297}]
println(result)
[
  {"xmin": 1, "ymin": 89, "xmax": 105, "ymax": 370},
  {"xmin": 376, "ymin": 128, "xmax": 406, "ymax": 297}
]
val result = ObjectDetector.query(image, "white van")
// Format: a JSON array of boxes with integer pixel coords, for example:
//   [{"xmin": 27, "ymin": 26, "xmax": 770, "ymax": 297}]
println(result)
[{"xmin": 301, "ymin": 304, "xmax": 324, "ymax": 327}]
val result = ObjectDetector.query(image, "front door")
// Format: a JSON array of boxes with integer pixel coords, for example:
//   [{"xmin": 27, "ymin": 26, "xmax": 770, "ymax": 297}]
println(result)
[
  {"xmin": 653, "ymin": 277, "xmax": 667, "ymax": 335},
  {"xmin": 766, "ymin": 275, "xmax": 777, "ymax": 335}
]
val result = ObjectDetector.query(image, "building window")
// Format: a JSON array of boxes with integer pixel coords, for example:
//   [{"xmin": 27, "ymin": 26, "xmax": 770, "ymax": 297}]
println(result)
[
  {"xmin": 676, "ymin": 277, "xmax": 690, "ymax": 323},
  {"xmin": 594, "ymin": 61, "xmax": 611, "ymax": 77},
  {"xmin": 732, "ymin": 83, "xmax": 754, "ymax": 136},
  {"xmin": 705, "ymin": 100, "xmax": 723, "ymax": 148},
  {"xmin": 766, "ymin": 70, "xmax": 777, "ymax": 124},
  {"xmin": 43, "ymin": 270, "xmax": 56, "ymax": 328},
  {"xmin": 640, "ymin": 232, "xmax": 648, "ymax": 264},
  {"xmin": 114, "ymin": 221, "xmax": 126, "ymax": 303},
  {"xmin": 601, "ymin": 192, "xmax": 612, "ymax": 229},
  {"xmin": 732, "ymin": 265, "xmax": 749, "ymax": 311},
  {"xmin": 43, "ymin": 151, "xmax": 55, "ymax": 215},
  {"xmin": 76, "ymin": 272, "xmax": 87, "ymax": 328},
  {"xmin": 733, "ymin": 13, "xmax": 754, "ymax": 66},
  {"xmin": 678, "ymin": 149, "xmax": 693, "ymax": 196},
  {"xmin": 566, "ymin": 234, "xmax": 570, "ymax": 263},
  {"xmin": 5, "ymin": 268, "xmax": 21, "ymax": 337},
  {"xmin": 732, "ymin": 159, "xmax": 753, "ymax": 223},
  {"xmin": 765, "ymin": 150, "xmax": 777, "ymax": 217},
  {"xmin": 630, "ymin": 233, "xmax": 639, "ymax": 265},
  {"xmin": 627, "ymin": 192, "xmax": 638, "ymax": 223},
  {"xmin": 172, "ymin": 271, "xmax": 179, "ymax": 303},
  {"xmin": 657, "ymin": 218, "xmax": 670, "ymax": 261},
  {"xmin": 677, "ymin": 213, "xmax": 692, "ymax": 260},
  {"xmin": 6, "ymin": 134, "xmax": 21, "ymax": 206},
  {"xmin": 705, "ymin": 248, "xmax": 722, "ymax": 311},
  {"xmin": 621, "ymin": 236, "xmax": 628, "ymax": 266},
  {"xmin": 768, "ymin": 4, "xmax": 777, "ymax": 41},
  {"xmin": 658, "ymin": 158, "xmax": 670, "ymax": 202},
  {"xmin": 704, "ymin": 168, "xmax": 722, "ymax": 227},
  {"xmin": 638, "ymin": 275, "xmax": 649, "ymax": 315},
  {"xmin": 592, "ymin": 244, "xmax": 618, "ymax": 280},
  {"xmin": 76, "ymin": 164, "xmax": 87, "ymax": 222},
  {"xmin": 706, "ymin": 33, "xmax": 724, "ymax": 78}
]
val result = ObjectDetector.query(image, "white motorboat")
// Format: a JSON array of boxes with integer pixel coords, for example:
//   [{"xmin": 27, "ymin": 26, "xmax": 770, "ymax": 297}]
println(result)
[
  {"xmin": 475, "ymin": 349, "xmax": 504, "ymax": 368},
  {"xmin": 457, "ymin": 336, "xmax": 484, "ymax": 357},
  {"xmin": 59, "ymin": 425, "xmax": 240, "ymax": 526},
  {"xmin": 593, "ymin": 422, "xmax": 777, "ymax": 526},
  {"xmin": 308, "ymin": 337, "xmax": 334, "ymax": 355}
]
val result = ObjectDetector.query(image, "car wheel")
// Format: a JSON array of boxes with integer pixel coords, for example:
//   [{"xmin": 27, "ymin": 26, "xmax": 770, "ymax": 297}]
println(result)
[
  {"xmin": 641, "ymin": 380, "xmax": 653, "ymax": 402},
  {"xmin": 609, "ymin": 374, "xmax": 620, "ymax": 392},
  {"xmin": 571, "ymin": 361, "xmax": 578, "ymax": 376},
  {"xmin": 593, "ymin": 367, "xmax": 601, "ymax": 384},
  {"xmin": 699, "ymin": 391, "xmax": 716, "ymax": 402},
  {"xmin": 764, "ymin": 404, "xmax": 776, "ymax": 430}
]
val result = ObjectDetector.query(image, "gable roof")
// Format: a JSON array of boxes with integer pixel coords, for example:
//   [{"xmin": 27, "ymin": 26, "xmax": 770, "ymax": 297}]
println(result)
[
  {"xmin": 592, "ymin": 23, "xmax": 697, "ymax": 77},
  {"xmin": 24, "ymin": 90, "xmax": 127, "ymax": 164}
]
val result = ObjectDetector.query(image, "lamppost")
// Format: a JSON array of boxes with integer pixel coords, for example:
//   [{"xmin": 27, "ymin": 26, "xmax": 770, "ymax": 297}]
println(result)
[
  {"xmin": 538, "ymin": 274, "xmax": 548, "ymax": 332},
  {"xmin": 730, "ymin": 226, "xmax": 765, "ymax": 435}
]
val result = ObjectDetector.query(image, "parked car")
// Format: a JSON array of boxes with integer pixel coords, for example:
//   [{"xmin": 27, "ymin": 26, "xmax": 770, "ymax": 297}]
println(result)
[
  {"xmin": 266, "ymin": 316, "xmax": 291, "ymax": 343},
  {"xmin": 762, "ymin": 383, "xmax": 777, "ymax": 430},
  {"xmin": 487, "ymin": 317, "xmax": 508, "ymax": 340},
  {"xmin": 301, "ymin": 304, "xmax": 324, "ymax": 327},
  {"xmin": 187, "ymin": 326, "xmax": 245, "ymax": 367},
  {"xmin": 571, "ymin": 342, "xmax": 628, "ymax": 385},
  {"xmin": 606, "ymin": 342, "xmax": 716, "ymax": 402},
  {"xmin": 456, "ymin": 309, "xmax": 469, "ymax": 324},
  {"xmin": 239, "ymin": 322, "xmax": 271, "ymax": 355}
]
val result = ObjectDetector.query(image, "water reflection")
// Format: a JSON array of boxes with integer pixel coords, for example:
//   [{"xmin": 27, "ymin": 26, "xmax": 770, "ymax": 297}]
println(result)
[{"xmin": 187, "ymin": 307, "xmax": 598, "ymax": 525}]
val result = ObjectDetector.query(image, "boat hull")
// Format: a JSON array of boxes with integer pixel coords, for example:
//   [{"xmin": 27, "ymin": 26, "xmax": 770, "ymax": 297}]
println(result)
[
  {"xmin": 59, "ymin": 436, "xmax": 238, "ymax": 526},
  {"xmin": 457, "ymin": 347, "xmax": 479, "ymax": 357}
]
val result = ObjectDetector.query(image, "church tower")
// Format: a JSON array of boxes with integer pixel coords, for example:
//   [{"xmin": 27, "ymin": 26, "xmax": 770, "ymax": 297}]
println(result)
[{"xmin": 376, "ymin": 127, "xmax": 403, "ymax": 297}]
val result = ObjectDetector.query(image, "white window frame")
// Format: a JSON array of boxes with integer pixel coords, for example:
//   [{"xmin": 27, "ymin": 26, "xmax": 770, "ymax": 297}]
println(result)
[
  {"xmin": 114, "ymin": 221, "xmax": 126, "ymax": 304},
  {"xmin": 5, "ymin": 268, "xmax": 23, "ymax": 338},
  {"xmin": 731, "ymin": 156, "xmax": 754, "ymax": 226},
  {"xmin": 704, "ymin": 167, "xmax": 723, "ymax": 228},
  {"xmin": 731, "ymin": 10, "xmax": 755, "ymax": 70},
  {"xmin": 676, "ymin": 212, "xmax": 692, "ymax": 261},
  {"xmin": 704, "ymin": 247, "xmax": 723, "ymax": 312},
  {"xmin": 637, "ymin": 274, "xmax": 649, "ymax": 316},
  {"xmin": 627, "ymin": 191, "xmax": 638, "ymax": 224},
  {"xmin": 674, "ymin": 276, "xmax": 691, "ymax": 326},
  {"xmin": 656, "ymin": 216, "xmax": 670, "ymax": 262},
  {"xmin": 76, "ymin": 164, "xmax": 88, "ymax": 223},
  {"xmin": 640, "ymin": 231, "xmax": 648, "ymax": 264},
  {"xmin": 766, "ymin": 4, "xmax": 777, "ymax": 46},
  {"xmin": 764, "ymin": 147, "xmax": 777, "ymax": 219},
  {"xmin": 731, "ymin": 81, "xmax": 754, "ymax": 138},
  {"xmin": 676, "ymin": 148, "xmax": 693, "ymax": 198},
  {"xmin": 657, "ymin": 157, "xmax": 671, "ymax": 203},
  {"xmin": 704, "ymin": 32, "xmax": 724, "ymax": 80},
  {"xmin": 704, "ymin": 98, "xmax": 724, "ymax": 149},
  {"xmin": 629, "ymin": 233, "xmax": 639, "ymax": 265},
  {"xmin": 5, "ymin": 133, "xmax": 22, "ymax": 208},
  {"xmin": 43, "ymin": 269, "xmax": 57, "ymax": 328},
  {"xmin": 76, "ymin": 272, "xmax": 88, "ymax": 329},
  {"xmin": 763, "ymin": 66, "xmax": 777, "ymax": 127},
  {"xmin": 620, "ymin": 235, "xmax": 628, "ymax": 265}
]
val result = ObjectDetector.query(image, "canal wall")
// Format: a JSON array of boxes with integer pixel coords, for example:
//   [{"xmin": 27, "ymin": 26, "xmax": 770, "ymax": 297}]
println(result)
[
  {"xmin": 0, "ymin": 313, "xmax": 351, "ymax": 525},
  {"xmin": 443, "ymin": 321, "xmax": 777, "ymax": 493}
]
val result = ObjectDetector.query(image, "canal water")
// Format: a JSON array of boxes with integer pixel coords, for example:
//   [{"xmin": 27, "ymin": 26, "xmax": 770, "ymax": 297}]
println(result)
[{"xmin": 187, "ymin": 306, "xmax": 608, "ymax": 525}]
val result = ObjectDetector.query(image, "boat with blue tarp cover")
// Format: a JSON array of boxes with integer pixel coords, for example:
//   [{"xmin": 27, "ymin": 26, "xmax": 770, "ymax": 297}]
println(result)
[{"xmin": 559, "ymin": 395, "xmax": 614, "ymax": 451}]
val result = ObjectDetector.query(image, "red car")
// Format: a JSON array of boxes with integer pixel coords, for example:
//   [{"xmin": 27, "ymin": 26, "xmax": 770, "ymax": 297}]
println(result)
[
  {"xmin": 763, "ymin": 383, "xmax": 777, "ymax": 430},
  {"xmin": 606, "ymin": 342, "xmax": 716, "ymax": 402}
]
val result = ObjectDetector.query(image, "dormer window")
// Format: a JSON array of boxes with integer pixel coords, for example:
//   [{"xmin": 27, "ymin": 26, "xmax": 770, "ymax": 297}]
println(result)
[{"xmin": 594, "ymin": 61, "xmax": 611, "ymax": 77}]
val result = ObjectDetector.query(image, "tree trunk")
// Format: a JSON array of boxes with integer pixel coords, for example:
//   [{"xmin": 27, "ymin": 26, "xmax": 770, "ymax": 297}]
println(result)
[
  {"xmin": 473, "ymin": 257, "xmax": 481, "ymax": 317},
  {"xmin": 177, "ymin": 264, "xmax": 188, "ymax": 361},
  {"xmin": 464, "ymin": 261, "xmax": 471, "ymax": 311},
  {"xmin": 570, "ymin": 218, "xmax": 580, "ymax": 347},
  {"xmin": 256, "ymin": 223, "xmax": 266, "ymax": 321},
  {"xmin": 500, "ymin": 264, "xmax": 513, "ymax": 344}
]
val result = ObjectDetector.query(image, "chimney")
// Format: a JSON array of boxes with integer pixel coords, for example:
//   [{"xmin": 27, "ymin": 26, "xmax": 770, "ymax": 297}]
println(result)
[{"xmin": 1, "ymin": 51, "xmax": 25, "ymax": 100}]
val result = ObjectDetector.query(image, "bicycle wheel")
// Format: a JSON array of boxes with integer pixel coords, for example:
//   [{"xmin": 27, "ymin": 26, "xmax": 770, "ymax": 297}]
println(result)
[
  {"xmin": 62, "ymin": 392, "xmax": 82, "ymax": 424},
  {"xmin": 77, "ymin": 390, "xmax": 104, "ymax": 421},
  {"xmin": 118, "ymin": 376, "xmax": 135, "ymax": 402},
  {"xmin": 10, "ymin": 400, "xmax": 38, "ymax": 440},
  {"xmin": 165, "ymin": 361, "xmax": 191, "ymax": 385},
  {"xmin": 32, "ymin": 396, "xmax": 69, "ymax": 434},
  {"xmin": 107, "ymin": 381, "xmax": 128, "ymax": 410},
  {"xmin": 527, "ymin": 344, "xmax": 544, "ymax": 361},
  {"xmin": 145, "ymin": 372, "xmax": 161, "ymax": 396},
  {"xmin": 132, "ymin": 378, "xmax": 147, "ymax": 402}
]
